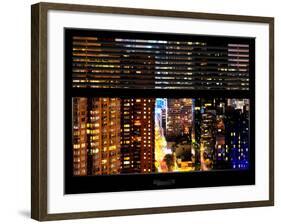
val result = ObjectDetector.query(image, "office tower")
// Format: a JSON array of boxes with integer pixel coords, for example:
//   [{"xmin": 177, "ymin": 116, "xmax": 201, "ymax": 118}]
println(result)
[
  {"xmin": 239, "ymin": 104, "xmax": 250, "ymax": 169},
  {"xmin": 165, "ymin": 99, "xmax": 194, "ymax": 171},
  {"xmin": 155, "ymin": 98, "xmax": 167, "ymax": 137},
  {"xmin": 72, "ymin": 97, "xmax": 121, "ymax": 176},
  {"xmin": 224, "ymin": 101, "xmax": 250, "ymax": 169},
  {"xmin": 166, "ymin": 99, "xmax": 181, "ymax": 139},
  {"xmin": 72, "ymin": 97, "xmax": 88, "ymax": 176},
  {"xmin": 120, "ymin": 98, "xmax": 155, "ymax": 173},
  {"xmin": 166, "ymin": 99, "xmax": 193, "ymax": 140},
  {"xmin": 193, "ymin": 98, "xmax": 216, "ymax": 170},
  {"xmin": 193, "ymin": 99, "xmax": 202, "ymax": 169},
  {"xmin": 161, "ymin": 108, "xmax": 167, "ymax": 136},
  {"xmin": 87, "ymin": 98, "xmax": 121, "ymax": 175},
  {"xmin": 212, "ymin": 98, "xmax": 228, "ymax": 169},
  {"xmin": 200, "ymin": 108, "xmax": 216, "ymax": 170},
  {"xmin": 214, "ymin": 114, "xmax": 227, "ymax": 169}
]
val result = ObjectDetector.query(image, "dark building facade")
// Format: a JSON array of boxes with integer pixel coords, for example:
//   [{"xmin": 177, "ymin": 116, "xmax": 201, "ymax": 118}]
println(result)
[
  {"xmin": 120, "ymin": 98, "xmax": 156, "ymax": 173},
  {"xmin": 166, "ymin": 99, "xmax": 193, "ymax": 140}
]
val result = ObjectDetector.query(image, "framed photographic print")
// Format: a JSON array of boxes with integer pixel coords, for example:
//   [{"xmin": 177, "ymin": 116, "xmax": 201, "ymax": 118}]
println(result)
[{"xmin": 31, "ymin": 2, "xmax": 274, "ymax": 221}]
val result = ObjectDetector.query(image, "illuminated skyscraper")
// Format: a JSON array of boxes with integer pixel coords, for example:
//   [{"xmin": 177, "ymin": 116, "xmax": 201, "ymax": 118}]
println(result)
[
  {"xmin": 87, "ymin": 98, "xmax": 121, "ymax": 175},
  {"xmin": 225, "ymin": 100, "xmax": 250, "ymax": 169},
  {"xmin": 72, "ymin": 97, "xmax": 121, "ymax": 176},
  {"xmin": 200, "ymin": 109, "xmax": 216, "ymax": 170},
  {"xmin": 213, "ymin": 99, "xmax": 229, "ymax": 169},
  {"xmin": 155, "ymin": 98, "xmax": 167, "ymax": 133},
  {"xmin": 72, "ymin": 97, "xmax": 88, "ymax": 176},
  {"xmin": 166, "ymin": 99, "xmax": 193, "ymax": 140},
  {"xmin": 240, "ymin": 105, "xmax": 250, "ymax": 169},
  {"xmin": 120, "ymin": 98, "xmax": 155, "ymax": 173}
]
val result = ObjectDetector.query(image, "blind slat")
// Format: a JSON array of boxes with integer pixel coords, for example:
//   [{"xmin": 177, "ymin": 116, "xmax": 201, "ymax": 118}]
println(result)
[{"xmin": 71, "ymin": 33, "xmax": 251, "ymax": 91}]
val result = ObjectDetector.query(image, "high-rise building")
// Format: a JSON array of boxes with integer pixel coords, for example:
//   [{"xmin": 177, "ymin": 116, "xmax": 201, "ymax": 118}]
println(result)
[
  {"xmin": 120, "ymin": 98, "xmax": 155, "ymax": 173},
  {"xmin": 214, "ymin": 114, "xmax": 228, "ymax": 169},
  {"xmin": 155, "ymin": 98, "xmax": 167, "ymax": 134},
  {"xmin": 166, "ymin": 99, "xmax": 193, "ymax": 140},
  {"xmin": 72, "ymin": 97, "xmax": 88, "ymax": 176},
  {"xmin": 240, "ymin": 106, "xmax": 250, "ymax": 169},
  {"xmin": 193, "ymin": 99, "xmax": 202, "ymax": 169},
  {"xmin": 212, "ymin": 98, "xmax": 229, "ymax": 169},
  {"xmin": 72, "ymin": 97, "xmax": 121, "ymax": 176},
  {"xmin": 200, "ymin": 109, "xmax": 216, "ymax": 170},
  {"xmin": 224, "ymin": 101, "xmax": 249, "ymax": 169},
  {"xmin": 87, "ymin": 98, "xmax": 121, "ymax": 175}
]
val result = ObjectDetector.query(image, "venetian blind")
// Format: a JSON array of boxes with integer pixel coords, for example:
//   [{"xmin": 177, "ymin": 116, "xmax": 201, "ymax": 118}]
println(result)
[{"xmin": 72, "ymin": 35, "xmax": 250, "ymax": 90}]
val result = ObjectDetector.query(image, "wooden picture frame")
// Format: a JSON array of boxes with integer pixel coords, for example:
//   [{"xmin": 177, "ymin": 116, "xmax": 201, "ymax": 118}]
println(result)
[{"xmin": 31, "ymin": 2, "xmax": 274, "ymax": 221}]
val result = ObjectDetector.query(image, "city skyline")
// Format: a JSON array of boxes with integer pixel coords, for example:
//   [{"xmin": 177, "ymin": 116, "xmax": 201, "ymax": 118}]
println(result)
[
  {"xmin": 70, "ymin": 32, "xmax": 252, "ymax": 176},
  {"xmin": 72, "ymin": 97, "xmax": 250, "ymax": 176}
]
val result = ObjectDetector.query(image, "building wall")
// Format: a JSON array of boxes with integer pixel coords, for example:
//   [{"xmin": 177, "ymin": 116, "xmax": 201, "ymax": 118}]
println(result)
[
  {"xmin": 72, "ymin": 97, "xmax": 88, "ymax": 176},
  {"xmin": 72, "ymin": 97, "xmax": 121, "ymax": 175},
  {"xmin": 120, "ymin": 98, "xmax": 155, "ymax": 173},
  {"xmin": 166, "ymin": 99, "xmax": 193, "ymax": 140}
]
